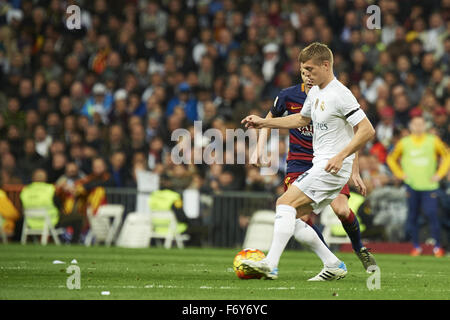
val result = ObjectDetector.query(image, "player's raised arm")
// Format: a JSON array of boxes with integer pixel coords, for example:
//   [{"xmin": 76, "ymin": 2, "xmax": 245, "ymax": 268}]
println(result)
[{"xmin": 242, "ymin": 113, "xmax": 311, "ymax": 129}]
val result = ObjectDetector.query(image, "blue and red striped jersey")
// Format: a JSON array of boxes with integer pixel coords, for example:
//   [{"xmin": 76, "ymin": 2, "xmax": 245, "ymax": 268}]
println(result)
[{"xmin": 270, "ymin": 84, "xmax": 313, "ymax": 174}]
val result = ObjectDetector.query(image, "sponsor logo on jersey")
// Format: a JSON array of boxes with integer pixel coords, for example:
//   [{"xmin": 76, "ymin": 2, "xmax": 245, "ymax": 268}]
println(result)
[
  {"xmin": 315, "ymin": 122, "xmax": 329, "ymax": 130},
  {"xmin": 297, "ymin": 125, "xmax": 313, "ymax": 137}
]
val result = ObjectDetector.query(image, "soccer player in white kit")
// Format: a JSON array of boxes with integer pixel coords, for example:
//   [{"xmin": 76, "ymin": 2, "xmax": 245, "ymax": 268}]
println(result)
[{"xmin": 241, "ymin": 43, "xmax": 375, "ymax": 281}]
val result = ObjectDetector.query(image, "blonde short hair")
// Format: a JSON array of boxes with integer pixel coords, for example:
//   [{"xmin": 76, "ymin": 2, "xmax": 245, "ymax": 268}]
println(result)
[{"xmin": 298, "ymin": 42, "xmax": 334, "ymax": 66}]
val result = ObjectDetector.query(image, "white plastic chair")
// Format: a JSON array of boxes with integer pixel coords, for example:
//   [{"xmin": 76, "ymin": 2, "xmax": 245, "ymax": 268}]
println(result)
[
  {"xmin": 149, "ymin": 211, "xmax": 189, "ymax": 249},
  {"xmin": 243, "ymin": 210, "xmax": 275, "ymax": 252},
  {"xmin": 320, "ymin": 205, "xmax": 350, "ymax": 245},
  {"xmin": 116, "ymin": 212, "xmax": 152, "ymax": 248},
  {"xmin": 85, "ymin": 204, "xmax": 124, "ymax": 246},
  {"xmin": 21, "ymin": 208, "xmax": 62, "ymax": 245}
]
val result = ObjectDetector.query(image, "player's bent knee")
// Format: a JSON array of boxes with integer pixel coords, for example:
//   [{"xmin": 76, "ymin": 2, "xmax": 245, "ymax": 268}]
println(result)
[
  {"xmin": 331, "ymin": 197, "xmax": 350, "ymax": 218},
  {"xmin": 332, "ymin": 206, "xmax": 349, "ymax": 218}
]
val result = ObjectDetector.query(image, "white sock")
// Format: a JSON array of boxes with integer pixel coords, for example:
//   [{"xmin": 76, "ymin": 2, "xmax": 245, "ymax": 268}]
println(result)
[
  {"xmin": 293, "ymin": 218, "xmax": 340, "ymax": 267},
  {"xmin": 265, "ymin": 205, "xmax": 296, "ymax": 269}
]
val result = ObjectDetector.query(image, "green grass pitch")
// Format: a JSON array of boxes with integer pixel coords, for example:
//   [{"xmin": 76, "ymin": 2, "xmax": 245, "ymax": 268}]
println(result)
[{"xmin": 0, "ymin": 244, "xmax": 449, "ymax": 300}]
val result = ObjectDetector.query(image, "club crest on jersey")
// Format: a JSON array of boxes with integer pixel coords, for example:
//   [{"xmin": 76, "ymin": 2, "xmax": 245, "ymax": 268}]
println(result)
[{"xmin": 320, "ymin": 101, "xmax": 325, "ymax": 111}]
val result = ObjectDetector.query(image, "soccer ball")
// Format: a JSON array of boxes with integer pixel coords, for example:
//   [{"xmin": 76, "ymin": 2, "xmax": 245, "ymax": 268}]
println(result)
[{"xmin": 233, "ymin": 248, "xmax": 266, "ymax": 279}]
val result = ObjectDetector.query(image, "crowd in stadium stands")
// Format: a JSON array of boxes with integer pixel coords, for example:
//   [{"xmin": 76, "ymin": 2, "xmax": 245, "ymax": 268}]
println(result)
[{"xmin": 0, "ymin": 0, "xmax": 449, "ymax": 244}]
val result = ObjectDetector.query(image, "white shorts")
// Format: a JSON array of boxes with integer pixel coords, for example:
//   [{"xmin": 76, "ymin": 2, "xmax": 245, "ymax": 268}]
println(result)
[{"xmin": 292, "ymin": 160, "xmax": 352, "ymax": 214}]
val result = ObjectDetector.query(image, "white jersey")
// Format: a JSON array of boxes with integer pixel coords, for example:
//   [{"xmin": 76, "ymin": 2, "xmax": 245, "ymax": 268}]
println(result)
[{"xmin": 301, "ymin": 77, "xmax": 366, "ymax": 165}]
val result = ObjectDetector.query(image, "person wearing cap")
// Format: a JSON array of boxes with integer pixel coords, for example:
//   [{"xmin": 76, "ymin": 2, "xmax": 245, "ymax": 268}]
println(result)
[
  {"xmin": 262, "ymin": 42, "xmax": 281, "ymax": 83},
  {"xmin": 6, "ymin": 9, "xmax": 23, "ymax": 26},
  {"xmin": 107, "ymin": 89, "xmax": 129, "ymax": 128},
  {"xmin": 408, "ymin": 106, "xmax": 423, "ymax": 119},
  {"xmin": 81, "ymin": 83, "xmax": 114, "ymax": 124},
  {"xmin": 166, "ymin": 82, "xmax": 198, "ymax": 122},
  {"xmin": 387, "ymin": 115, "xmax": 450, "ymax": 257}
]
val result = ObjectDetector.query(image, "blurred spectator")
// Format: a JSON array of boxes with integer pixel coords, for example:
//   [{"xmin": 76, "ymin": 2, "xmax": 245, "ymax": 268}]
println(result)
[
  {"xmin": 108, "ymin": 89, "xmax": 128, "ymax": 127},
  {"xmin": 232, "ymin": 83, "xmax": 260, "ymax": 127},
  {"xmin": 129, "ymin": 123, "xmax": 149, "ymax": 156},
  {"xmin": 81, "ymin": 83, "xmax": 113, "ymax": 124},
  {"xmin": 46, "ymin": 152, "xmax": 67, "ymax": 184},
  {"xmin": 74, "ymin": 157, "xmax": 114, "ymax": 221},
  {"xmin": 381, "ymin": 14, "xmax": 398, "ymax": 46},
  {"xmin": 20, "ymin": 169, "xmax": 59, "ymax": 231},
  {"xmin": 46, "ymin": 112, "xmax": 62, "ymax": 140},
  {"xmin": 245, "ymin": 166, "xmax": 265, "ymax": 192},
  {"xmin": 70, "ymin": 81, "xmax": 87, "ymax": 114},
  {"xmin": 34, "ymin": 125, "xmax": 52, "ymax": 158},
  {"xmin": 109, "ymin": 151, "xmax": 130, "ymax": 188},
  {"xmin": 17, "ymin": 138, "xmax": 45, "ymax": 184},
  {"xmin": 429, "ymin": 67, "xmax": 449, "ymax": 101},
  {"xmin": 55, "ymin": 162, "xmax": 85, "ymax": 243},
  {"xmin": 361, "ymin": 29, "xmax": 385, "ymax": 68},
  {"xmin": 424, "ymin": 12, "xmax": 446, "ymax": 59},
  {"xmin": 262, "ymin": 43, "xmax": 281, "ymax": 84},
  {"xmin": 84, "ymin": 124, "xmax": 103, "ymax": 151},
  {"xmin": 6, "ymin": 124, "xmax": 23, "ymax": 159},
  {"xmin": 166, "ymin": 82, "xmax": 198, "ymax": 122},
  {"xmin": 3, "ymin": 97, "xmax": 25, "ymax": 130},
  {"xmin": 103, "ymin": 124, "xmax": 128, "ymax": 158},
  {"xmin": 387, "ymin": 116, "xmax": 450, "ymax": 257},
  {"xmin": 404, "ymin": 72, "xmax": 424, "ymax": 107},
  {"xmin": 431, "ymin": 106, "xmax": 449, "ymax": 140},
  {"xmin": 165, "ymin": 164, "xmax": 193, "ymax": 193},
  {"xmin": 148, "ymin": 136, "xmax": 165, "ymax": 171},
  {"xmin": 193, "ymin": 28, "xmax": 213, "ymax": 65},
  {"xmin": 393, "ymin": 94, "xmax": 412, "ymax": 129},
  {"xmin": 0, "ymin": 152, "xmax": 22, "ymax": 185},
  {"xmin": 359, "ymin": 69, "xmax": 384, "ymax": 104},
  {"xmin": 197, "ymin": 55, "xmax": 215, "ymax": 89},
  {"xmin": 18, "ymin": 78, "xmax": 38, "ymax": 111},
  {"xmin": 375, "ymin": 107, "xmax": 395, "ymax": 148},
  {"xmin": 0, "ymin": 177, "xmax": 20, "ymax": 237},
  {"xmin": 56, "ymin": 162, "xmax": 85, "ymax": 192},
  {"xmin": 23, "ymin": 109, "xmax": 40, "ymax": 138}
]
